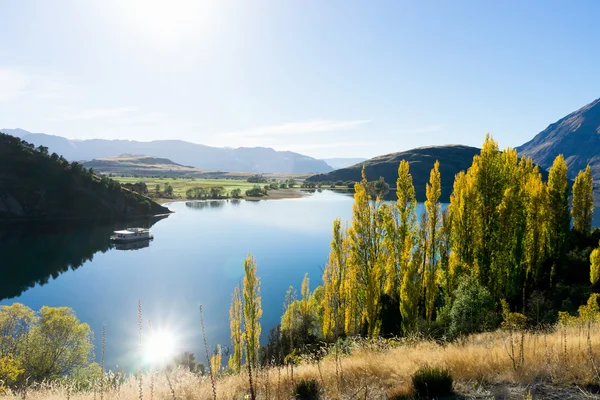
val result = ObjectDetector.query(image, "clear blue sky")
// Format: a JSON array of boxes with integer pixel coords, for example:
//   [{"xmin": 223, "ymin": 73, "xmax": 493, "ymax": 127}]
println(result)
[{"xmin": 1, "ymin": 0, "xmax": 599, "ymax": 158}]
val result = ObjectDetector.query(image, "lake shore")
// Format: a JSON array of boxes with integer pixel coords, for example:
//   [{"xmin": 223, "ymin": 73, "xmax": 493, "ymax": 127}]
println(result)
[{"xmin": 153, "ymin": 187, "xmax": 306, "ymax": 204}]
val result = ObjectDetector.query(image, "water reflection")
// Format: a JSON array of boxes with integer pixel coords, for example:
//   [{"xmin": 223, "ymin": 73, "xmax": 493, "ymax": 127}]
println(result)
[
  {"xmin": 114, "ymin": 240, "xmax": 151, "ymax": 251},
  {"xmin": 184, "ymin": 200, "xmax": 228, "ymax": 210},
  {"xmin": 0, "ymin": 216, "xmax": 167, "ymax": 300}
]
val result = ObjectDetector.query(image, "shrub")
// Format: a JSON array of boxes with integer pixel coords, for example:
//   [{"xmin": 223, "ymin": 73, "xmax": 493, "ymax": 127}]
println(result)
[
  {"xmin": 293, "ymin": 378, "xmax": 321, "ymax": 399},
  {"xmin": 412, "ymin": 366, "xmax": 453, "ymax": 399},
  {"xmin": 449, "ymin": 276, "xmax": 498, "ymax": 337}
]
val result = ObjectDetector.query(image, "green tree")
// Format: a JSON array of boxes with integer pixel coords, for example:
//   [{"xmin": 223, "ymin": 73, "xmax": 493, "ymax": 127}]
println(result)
[
  {"xmin": 572, "ymin": 165, "xmax": 594, "ymax": 235},
  {"xmin": 0, "ymin": 303, "xmax": 36, "ymax": 358},
  {"xmin": 231, "ymin": 188, "xmax": 243, "ymax": 198},
  {"xmin": 449, "ymin": 276, "xmax": 498, "ymax": 337},
  {"xmin": 23, "ymin": 306, "xmax": 94, "ymax": 381}
]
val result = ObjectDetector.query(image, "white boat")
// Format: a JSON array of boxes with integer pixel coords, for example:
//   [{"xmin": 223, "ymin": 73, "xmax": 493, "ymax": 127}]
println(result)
[{"xmin": 110, "ymin": 228, "xmax": 153, "ymax": 243}]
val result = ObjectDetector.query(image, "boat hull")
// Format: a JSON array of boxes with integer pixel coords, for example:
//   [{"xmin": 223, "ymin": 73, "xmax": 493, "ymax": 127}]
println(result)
[{"xmin": 110, "ymin": 235, "xmax": 153, "ymax": 243}]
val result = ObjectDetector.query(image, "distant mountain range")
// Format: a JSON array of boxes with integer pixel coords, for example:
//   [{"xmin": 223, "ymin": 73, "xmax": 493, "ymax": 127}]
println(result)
[
  {"xmin": 321, "ymin": 158, "xmax": 367, "ymax": 170},
  {"xmin": 0, "ymin": 129, "xmax": 333, "ymax": 174},
  {"xmin": 517, "ymin": 97, "xmax": 600, "ymax": 184},
  {"xmin": 308, "ymin": 145, "xmax": 481, "ymax": 202}
]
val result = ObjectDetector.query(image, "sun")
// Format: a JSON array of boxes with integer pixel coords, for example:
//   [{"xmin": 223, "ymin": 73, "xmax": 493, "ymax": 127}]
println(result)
[{"xmin": 144, "ymin": 330, "xmax": 178, "ymax": 365}]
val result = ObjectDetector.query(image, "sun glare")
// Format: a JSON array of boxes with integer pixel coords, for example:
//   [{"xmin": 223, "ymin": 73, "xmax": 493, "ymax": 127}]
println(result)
[{"xmin": 144, "ymin": 330, "xmax": 177, "ymax": 365}]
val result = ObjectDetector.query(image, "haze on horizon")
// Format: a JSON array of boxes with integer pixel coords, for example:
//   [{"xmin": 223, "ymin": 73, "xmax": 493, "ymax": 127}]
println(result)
[{"xmin": 1, "ymin": 0, "xmax": 599, "ymax": 159}]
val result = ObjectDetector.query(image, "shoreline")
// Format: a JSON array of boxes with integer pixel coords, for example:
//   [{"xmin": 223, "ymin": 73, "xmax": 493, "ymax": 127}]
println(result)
[{"xmin": 153, "ymin": 188, "xmax": 307, "ymax": 205}]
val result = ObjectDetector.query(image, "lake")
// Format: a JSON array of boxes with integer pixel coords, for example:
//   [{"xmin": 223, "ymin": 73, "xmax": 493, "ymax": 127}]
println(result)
[{"xmin": 0, "ymin": 190, "xmax": 367, "ymax": 370}]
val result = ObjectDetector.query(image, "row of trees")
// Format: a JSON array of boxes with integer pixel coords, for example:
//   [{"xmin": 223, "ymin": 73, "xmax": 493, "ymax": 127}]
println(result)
[{"xmin": 276, "ymin": 134, "xmax": 598, "ymax": 347}]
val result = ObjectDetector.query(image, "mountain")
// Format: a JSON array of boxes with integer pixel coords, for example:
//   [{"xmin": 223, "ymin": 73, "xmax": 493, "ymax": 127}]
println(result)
[
  {"xmin": 1, "ymin": 128, "xmax": 31, "ymax": 138},
  {"xmin": 0, "ymin": 133, "xmax": 169, "ymax": 221},
  {"xmin": 1, "ymin": 129, "xmax": 333, "ymax": 174},
  {"xmin": 83, "ymin": 155, "xmax": 200, "ymax": 176},
  {"xmin": 322, "ymin": 157, "xmax": 367, "ymax": 170},
  {"xmin": 517, "ymin": 97, "xmax": 600, "ymax": 183},
  {"xmin": 308, "ymin": 145, "xmax": 481, "ymax": 202}
]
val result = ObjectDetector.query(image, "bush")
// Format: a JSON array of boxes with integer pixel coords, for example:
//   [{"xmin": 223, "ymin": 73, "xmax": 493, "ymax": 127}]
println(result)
[
  {"xmin": 449, "ymin": 276, "xmax": 498, "ymax": 337},
  {"xmin": 412, "ymin": 366, "xmax": 453, "ymax": 399},
  {"xmin": 293, "ymin": 378, "xmax": 321, "ymax": 399}
]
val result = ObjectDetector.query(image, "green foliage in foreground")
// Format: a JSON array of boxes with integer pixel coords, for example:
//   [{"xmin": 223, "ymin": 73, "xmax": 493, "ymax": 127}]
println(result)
[
  {"xmin": 293, "ymin": 378, "xmax": 321, "ymax": 400},
  {"xmin": 411, "ymin": 366, "xmax": 453, "ymax": 399},
  {"xmin": 0, "ymin": 304, "xmax": 94, "ymax": 389}
]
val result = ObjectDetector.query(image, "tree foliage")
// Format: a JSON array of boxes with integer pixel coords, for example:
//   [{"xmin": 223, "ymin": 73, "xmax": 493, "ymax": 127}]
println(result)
[{"xmin": 572, "ymin": 165, "xmax": 594, "ymax": 235}]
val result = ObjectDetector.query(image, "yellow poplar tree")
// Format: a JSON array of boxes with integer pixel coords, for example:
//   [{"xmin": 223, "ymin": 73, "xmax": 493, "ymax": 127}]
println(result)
[
  {"xmin": 424, "ymin": 160, "xmax": 441, "ymax": 321},
  {"xmin": 523, "ymin": 172, "xmax": 547, "ymax": 284},
  {"xmin": 347, "ymin": 166, "xmax": 386, "ymax": 337},
  {"xmin": 545, "ymin": 155, "xmax": 570, "ymax": 279},
  {"xmin": 401, "ymin": 212, "xmax": 427, "ymax": 331},
  {"xmin": 210, "ymin": 344, "xmax": 222, "ymax": 374},
  {"xmin": 448, "ymin": 171, "xmax": 476, "ymax": 293},
  {"xmin": 591, "ymin": 246, "xmax": 600, "ymax": 285},
  {"xmin": 470, "ymin": 134, "xmax": 505, "ymax": 287},
  {"xmin": 243, "ymin": 255, "xmax": 262, "ymax": 368},
  {"xmin": 322, "ymin": 219, "xmax": 348, "ymax": 339},
  {"xmin": 572, "ymin": 165, "xmax": 594, "ymax": 235},
  {"xmin": 228, "ymin": 285, "xmax": 243, "ymax": 372},
  {"xmin": 382, "ymin": 160, "xmax": 417, "ymax": 297}
]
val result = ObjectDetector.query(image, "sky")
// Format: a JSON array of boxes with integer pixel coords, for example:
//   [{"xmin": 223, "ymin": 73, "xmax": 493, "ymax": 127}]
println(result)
[{"xmin": 1, "ymin": 0, "xmax": 599, "ymax": 159}]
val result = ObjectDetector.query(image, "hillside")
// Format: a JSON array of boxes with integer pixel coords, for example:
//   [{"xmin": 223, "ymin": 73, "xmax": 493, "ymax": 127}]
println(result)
[
  {"xmin": 1, "ymin": 129, "xmax": 333, "ymax": 174},
  {"xmin": 0, "ymin": 133, "xmax": 169, "ymax": 221},
  {"xmin": 517, "ymin": 97, "xmax": 600, "ymax": 183},
  {"xmin": 308, "ymin": 145, "xmax": 481, "ymax": 202},
  {"xmin": 83, "ymin": 154, "xmax": 200, "ymax": 176}
]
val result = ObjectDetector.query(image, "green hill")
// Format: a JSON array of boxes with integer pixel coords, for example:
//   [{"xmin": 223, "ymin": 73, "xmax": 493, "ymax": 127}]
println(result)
[
  {"xmin": 0, "ymin": 133, "xmax": 170, "ymax": 221},
  {"xmin": 307, "ymin": 145, "xmax": 481, "ymax": 202},
  {"xmin": 83, "ymin": 154, "xmax": 200, "ymax": 176}
]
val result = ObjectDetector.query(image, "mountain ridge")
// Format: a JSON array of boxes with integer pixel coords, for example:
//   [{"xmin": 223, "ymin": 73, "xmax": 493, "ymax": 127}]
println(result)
[
  {"xmin": 517, "ymin": 97, "xmax": 600, "ymax": 183},
  {"xmin": 0, "ymin": 129, "xmax": 333, "ymax": 174}
]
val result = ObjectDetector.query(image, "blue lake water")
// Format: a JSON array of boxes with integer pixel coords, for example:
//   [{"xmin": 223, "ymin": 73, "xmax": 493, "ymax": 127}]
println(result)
[{"xmin": 0, "ymin": 190, "xmax": 368, "ymax": 370}]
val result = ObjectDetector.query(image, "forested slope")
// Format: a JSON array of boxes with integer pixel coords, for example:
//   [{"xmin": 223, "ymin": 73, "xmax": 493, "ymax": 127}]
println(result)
[{"xmin": 0, "ymin": 133, "xmax": 169, "ymax": 221}]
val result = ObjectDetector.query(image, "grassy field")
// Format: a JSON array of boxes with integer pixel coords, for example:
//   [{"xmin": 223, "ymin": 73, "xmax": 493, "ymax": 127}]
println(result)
[
  {"xmin": 113, "ymin": 177, "xmax": 261, "ymax": 197},
  {"xmin": 5, "ymin": 325, "xmax": 600, "ymax": 399}
]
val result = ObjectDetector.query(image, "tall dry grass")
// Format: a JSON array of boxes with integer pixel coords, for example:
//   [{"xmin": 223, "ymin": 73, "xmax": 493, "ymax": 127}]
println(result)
[{"xmin": 3, "ymin": 324, "xmax": 600, "ymax": 399}]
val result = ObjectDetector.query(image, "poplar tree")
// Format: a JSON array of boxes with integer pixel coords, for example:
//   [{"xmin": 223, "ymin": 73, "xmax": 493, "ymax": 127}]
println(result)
[
  {"xmin": 348, "ymin": 166, "xmax": 386, "ymax": 337},
  {"xmin": 424, "ymin": 160, "xmax": 441, "ymax": 321},
  {"xmin": 299, "ymin": 273, "xmax": 314, "ymax": 337},
  {"xmin": 470, "ymin": 134, "xmax": 504, "ymax": 287},
  {"xmin": 572, "ymin": 165, "xmax": 594, "ymax": 235},
  {"xmin": 322, "ymin": 219, "xmax": 347, "ymax": 339},
  {"xmin": 523, "ymin": 172, "xmax": 547, "ymax": 284},
  {"xmin": 382, "ymin": 160, "xmax": 417, "ymax": 296},
  {"xmin": 439, "ymin": 209, "xmax": 452, "ymax": 299},
  {"xmin": 591, "ymin": 246, "xmax": 600, "ymax": 285},
  {"xmin": 401, "ymin": 212, "xmax": 427, "ymax": 330},
  {"xmin": 228, "ymin": 285, "xmax": 243, "ymax": 372},
  {"xmin": 545, "ymin": 155, "xmax": 570, "ymax": 279},
  {"xmin": 243, "ymin": 255, "xmax": 262, "ymax": 368},
  {"xmin": 448, "ymin": 171, "xmax": 476, "ymax": 293}
]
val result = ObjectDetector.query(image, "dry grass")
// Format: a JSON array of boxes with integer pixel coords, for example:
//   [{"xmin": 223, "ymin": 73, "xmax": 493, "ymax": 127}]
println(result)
[{"xmin": 5, "ymin": 325, "xmax": 600, "ymax": 399}]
